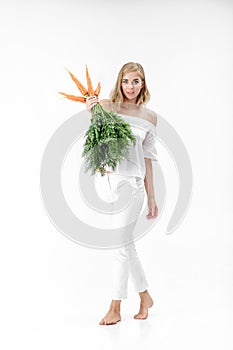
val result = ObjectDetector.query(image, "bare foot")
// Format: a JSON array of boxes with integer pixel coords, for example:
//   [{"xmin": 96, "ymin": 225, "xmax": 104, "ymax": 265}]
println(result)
[
  {"xmin": 134, "ymin": 290, "xmax": 154, "ymax": 320},
  {"xmin": 99, "ymin": 301, "xmax": 121, "ymax": 325}
]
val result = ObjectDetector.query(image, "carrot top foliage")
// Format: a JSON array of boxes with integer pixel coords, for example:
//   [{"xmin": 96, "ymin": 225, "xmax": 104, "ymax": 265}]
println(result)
[{"xmin": 59, "ymin": 66, "xmax": 136, "ymax": 176}]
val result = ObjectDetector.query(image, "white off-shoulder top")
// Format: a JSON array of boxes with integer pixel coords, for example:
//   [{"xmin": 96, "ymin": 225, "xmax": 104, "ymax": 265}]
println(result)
[{"xmin": 105, "ymin": 113, "xmax": 158, "ymax": 179}]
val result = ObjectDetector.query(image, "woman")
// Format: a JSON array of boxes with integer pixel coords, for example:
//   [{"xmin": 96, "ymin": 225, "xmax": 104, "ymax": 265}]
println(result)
[{"xmin": 86, "ymin": 62, "xmax": 159, "ymax": 325}]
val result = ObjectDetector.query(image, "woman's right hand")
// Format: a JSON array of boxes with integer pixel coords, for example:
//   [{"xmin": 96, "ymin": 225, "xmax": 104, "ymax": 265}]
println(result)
[{"xmin": 86, "ymin": 95, "xmax": 99, "ymax": 113}]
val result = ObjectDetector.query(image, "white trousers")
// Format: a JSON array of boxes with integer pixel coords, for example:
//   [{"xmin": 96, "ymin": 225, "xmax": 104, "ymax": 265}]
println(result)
[{"xmin": 95, "ymin": 173, "xmax": 149, "ymax": 300}]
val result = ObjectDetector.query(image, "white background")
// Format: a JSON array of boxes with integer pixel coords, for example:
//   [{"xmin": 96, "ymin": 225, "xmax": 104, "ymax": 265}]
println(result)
[{"xmin": 0, "ymin": 0, "xmax": 233, "ymax": 349}]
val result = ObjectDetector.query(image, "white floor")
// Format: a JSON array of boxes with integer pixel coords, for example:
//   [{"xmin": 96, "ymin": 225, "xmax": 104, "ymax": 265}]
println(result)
[
  {"xmin": 1, "ymin": 213, "xmax": 233, "ymax": 350},
  {"xmin": 1, "ymin": 281, "xmax": 232, "ymax": 350}
]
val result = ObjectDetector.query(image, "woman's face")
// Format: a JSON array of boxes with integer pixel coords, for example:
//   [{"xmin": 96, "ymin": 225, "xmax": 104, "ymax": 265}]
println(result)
[{"xmin": 121, "ymin": 71, "xmax": 144, "ymax": 103}]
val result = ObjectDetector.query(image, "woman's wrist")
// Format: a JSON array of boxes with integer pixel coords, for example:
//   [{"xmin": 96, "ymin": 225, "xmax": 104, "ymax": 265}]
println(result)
[{"xmin": 147, "ymin": 194, "xmax": 155, "ymax": 200}]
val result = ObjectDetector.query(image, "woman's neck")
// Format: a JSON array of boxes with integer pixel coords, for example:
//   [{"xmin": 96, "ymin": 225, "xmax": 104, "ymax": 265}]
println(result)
[{"xmin": 123, "ymin": 97, "xmax": 137, "ymax": 104}]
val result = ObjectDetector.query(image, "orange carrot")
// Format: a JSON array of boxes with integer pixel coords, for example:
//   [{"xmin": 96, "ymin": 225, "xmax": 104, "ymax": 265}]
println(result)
[
  {"xmin": 65, "ymin": 68, "xmax": 88, "ymax": 95},
  {"xmin": 58, "ymin": 92, "xmax": 86, "ymax": 103},
  {"xmin": 85, "ymin": 65, "xmax": 94, "ymax": 96},
  {"xmin": 94, "ymin": 82, "xmax": 101, "ymax": 96}
]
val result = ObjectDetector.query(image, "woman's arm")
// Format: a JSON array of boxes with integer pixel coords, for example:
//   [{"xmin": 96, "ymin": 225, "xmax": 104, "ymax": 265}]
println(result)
[{"xmin": 144, "ymin": 158, "xmax": 158, "ymax": 219}]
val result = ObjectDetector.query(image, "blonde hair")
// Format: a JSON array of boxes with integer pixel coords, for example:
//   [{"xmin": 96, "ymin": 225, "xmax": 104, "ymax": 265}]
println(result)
[{"xmin": 110, "ymin": 62, "xmax": 150, "ymax": 105}]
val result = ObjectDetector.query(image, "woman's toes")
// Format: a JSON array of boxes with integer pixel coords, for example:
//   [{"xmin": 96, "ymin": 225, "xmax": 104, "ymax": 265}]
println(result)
[
  {"xmin": 99, "ymin": 312, "xmax": 121, "ymax": 325},
  {"xmin": 134, "ymin": 312, "xmax": 147, "ymax": 320}
]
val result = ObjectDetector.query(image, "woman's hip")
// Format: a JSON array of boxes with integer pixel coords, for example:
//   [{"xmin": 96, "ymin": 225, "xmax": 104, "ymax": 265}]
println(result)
[{"xmin": 94, "ymin": 172, "xmax": 144, "ymax": 203}]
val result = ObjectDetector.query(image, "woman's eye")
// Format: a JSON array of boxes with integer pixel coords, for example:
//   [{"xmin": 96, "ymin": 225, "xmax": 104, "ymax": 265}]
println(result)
[{"xmin": 122, "ymin": 79, "xmax": 140, "ymax": 85}]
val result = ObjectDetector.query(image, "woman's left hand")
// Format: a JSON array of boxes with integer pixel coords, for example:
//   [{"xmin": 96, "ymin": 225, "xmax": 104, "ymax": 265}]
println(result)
[{"xmin": 146, "ymin": 197, "xmax": 158, "ymax": 219}]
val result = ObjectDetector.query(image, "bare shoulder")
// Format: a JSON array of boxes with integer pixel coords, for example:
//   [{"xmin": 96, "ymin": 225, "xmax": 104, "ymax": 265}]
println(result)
[
  {"xmin": 99, "ymin": 99, "xmax": 111, "ymax": 111},
  {"xmin": 146, "ymin": 109, "xmax": 158, "ymax": 127},
  {"xmin": 100, "ymin": 98, "xmax": 111, "ymax": 104}
]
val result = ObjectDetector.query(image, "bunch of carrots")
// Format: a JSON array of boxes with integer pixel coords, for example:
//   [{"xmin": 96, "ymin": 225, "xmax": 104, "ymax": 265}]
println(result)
[{"xmin": 59, "ymin": 66, "xmax": 136, "ymax": 176}]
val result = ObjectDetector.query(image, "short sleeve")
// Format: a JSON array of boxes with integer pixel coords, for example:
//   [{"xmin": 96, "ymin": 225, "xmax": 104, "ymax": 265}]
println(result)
[{"xmin": 142, "ymin": 129, "xmax": 158, "ymax": 161}]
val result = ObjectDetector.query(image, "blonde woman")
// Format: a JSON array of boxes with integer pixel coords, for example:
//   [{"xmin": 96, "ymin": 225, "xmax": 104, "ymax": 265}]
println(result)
[{"xmin": 86, "ymin": 62, "xmax": 159, "ymax": 325}]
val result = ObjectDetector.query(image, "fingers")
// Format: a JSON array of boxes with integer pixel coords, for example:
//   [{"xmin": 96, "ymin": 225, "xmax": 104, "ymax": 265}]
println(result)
[
  {"xmin": 146, "ymin": 206, "xmax": 158, "ymax": 220},
  {"xmin": 146, "ymin": 213, "xmax": 157, "ymax": 219},
  {"xmin": 86, "ymin": 95, "xmax": 99, "ymax": 112}
]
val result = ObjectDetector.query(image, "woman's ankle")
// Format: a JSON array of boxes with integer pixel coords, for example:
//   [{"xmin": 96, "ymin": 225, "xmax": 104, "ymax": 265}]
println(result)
[
  {"xmin": 139, "ymin": 289, "xmax": 148, "ymax": 297},
  {"xmin": 110, "ymin": 300, "xmax": 121, "ymax": 311}
]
